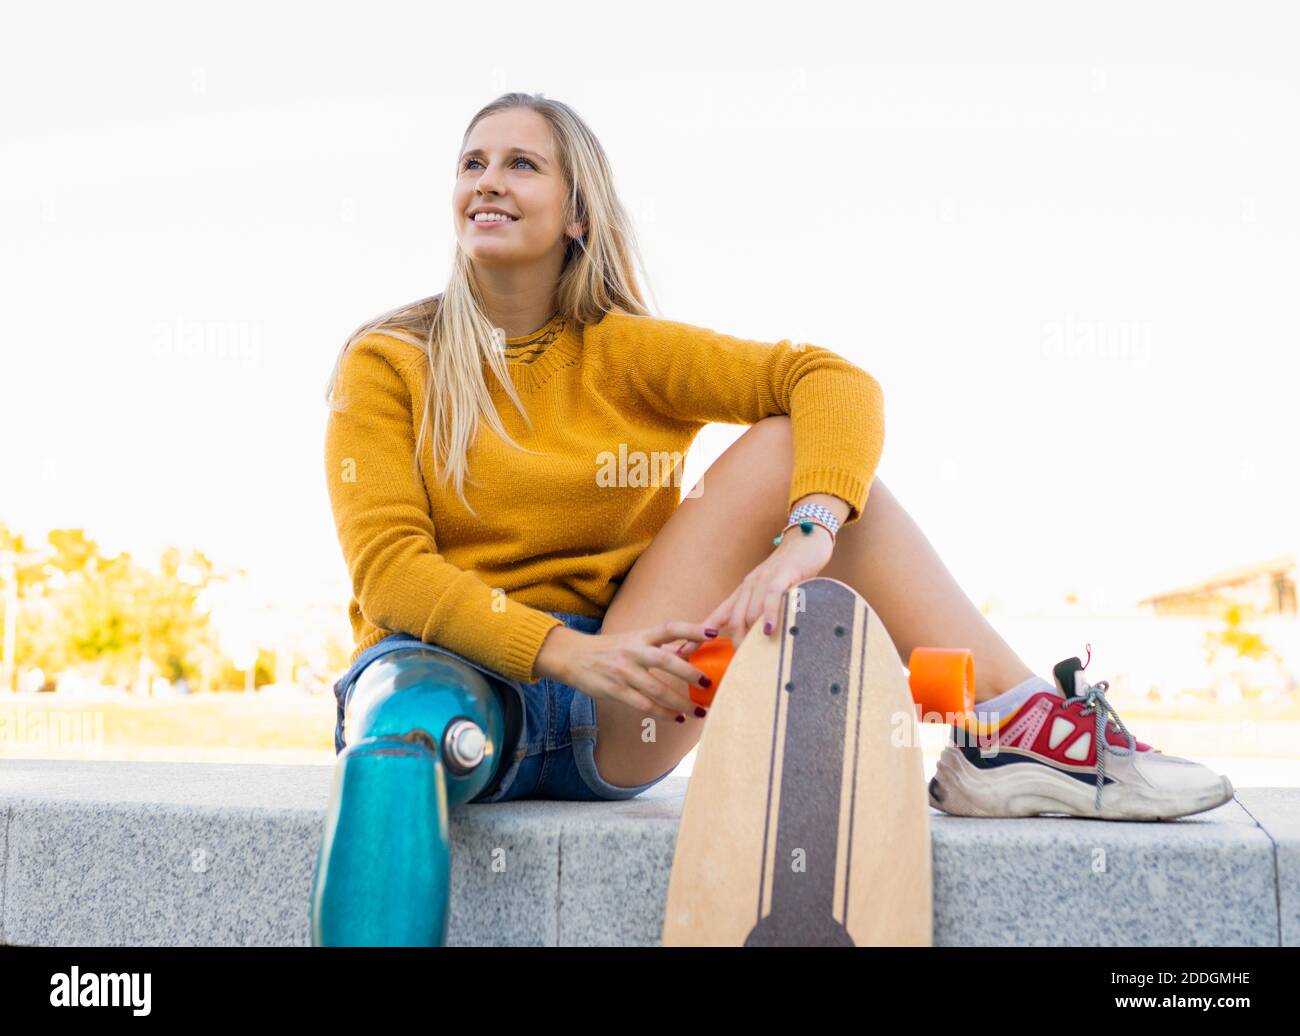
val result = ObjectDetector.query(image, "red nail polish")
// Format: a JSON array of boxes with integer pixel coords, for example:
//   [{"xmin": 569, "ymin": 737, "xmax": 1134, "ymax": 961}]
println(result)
[
  {"xmin": 694, "ymin": 706, "xmax": 707, "ymax": 718},
  {"xmin": 675, "ymin": 714, "xmax": 686, "ymax": 723},
  {"xmin": 763, "ymin": 622, "xmax": 773, "ymax": 635},
  {"xmin": 705, "ymin": 628, "xmax": 718, "ymax": 637},
  {"xmin": 698, "ymin": 675, "xmax": 711, "ymax": 688}
]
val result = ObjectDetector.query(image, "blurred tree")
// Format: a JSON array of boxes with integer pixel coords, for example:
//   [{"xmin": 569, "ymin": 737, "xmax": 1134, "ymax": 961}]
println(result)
[
  {"xmin": 1, "ymin": 522, "xmax": 54, "ymax": 691},
  {"xmin": 3, "ymin": 524, "xmax": 244, "ymax": 691},
  {"xmin": 1203, "ymin": 602, "xmax": 1278, "ymax": 668},
  {"xmin": 212, "ymin": 646, "xmax": 276, "ymax": 693},
  {"xmin": 3, "ymin": 521, "xmax": 352, "ymax": 694}
]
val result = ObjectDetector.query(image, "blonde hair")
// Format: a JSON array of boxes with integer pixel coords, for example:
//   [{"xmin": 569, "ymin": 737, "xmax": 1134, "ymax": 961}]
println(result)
[{"xmin": 324, "ymin": 92, "xmax": 658, "ymax": 519}]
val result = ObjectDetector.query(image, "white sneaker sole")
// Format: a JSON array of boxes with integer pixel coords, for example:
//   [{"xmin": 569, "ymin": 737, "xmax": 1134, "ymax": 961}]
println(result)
[{"xmin": 928, "ymin": 744, "xmax": 1236, "ymax": 821}]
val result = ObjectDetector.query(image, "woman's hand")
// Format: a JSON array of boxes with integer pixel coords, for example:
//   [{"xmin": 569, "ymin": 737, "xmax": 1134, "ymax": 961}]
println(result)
[
  {"xmin": 547, "ymin": 621, "xmax": 720, "ymax": 723},
  {"xmin": 688, "ymin": 525, "xmax": 835, "ymax": 650}
]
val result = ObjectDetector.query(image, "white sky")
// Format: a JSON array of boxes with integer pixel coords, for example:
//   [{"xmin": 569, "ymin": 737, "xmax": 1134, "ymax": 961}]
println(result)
[{"xmin": 2, "ymin": 0, "xmax": 1297, "ymax": 620}]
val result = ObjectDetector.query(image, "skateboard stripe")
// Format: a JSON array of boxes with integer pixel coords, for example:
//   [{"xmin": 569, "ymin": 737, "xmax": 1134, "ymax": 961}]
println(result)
[
  {"xmin": 747, "ymin": 580, "xmax": 856, "ymax": 946},
  {"xmin": 840, "ymin": 592, "xmax": 870, "ymax": 928},
  {"xmin": 754, "ymin": 587, "xmax": 791, "ymax": 924}
]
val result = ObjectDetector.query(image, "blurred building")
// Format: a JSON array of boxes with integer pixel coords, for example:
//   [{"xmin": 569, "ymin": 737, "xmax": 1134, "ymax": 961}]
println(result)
[{"xmin": 1138, "ymin": 554, "xmax": 1297, "ymax": 619}]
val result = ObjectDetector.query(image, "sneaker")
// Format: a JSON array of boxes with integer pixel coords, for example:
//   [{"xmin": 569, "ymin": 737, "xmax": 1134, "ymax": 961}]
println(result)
[{"xmin": 927, "ymin": 654, "xmax": 1235, "ymax": 821}]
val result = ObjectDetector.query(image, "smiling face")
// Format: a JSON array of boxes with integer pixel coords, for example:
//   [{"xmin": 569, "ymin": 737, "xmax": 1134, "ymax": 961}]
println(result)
[{"xmin": 453, "ymin": 107, "xmax": 582, "ymax": 267}]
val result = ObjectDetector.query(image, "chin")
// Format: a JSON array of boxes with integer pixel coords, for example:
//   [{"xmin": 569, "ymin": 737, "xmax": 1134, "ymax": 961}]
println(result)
[
  {"xmin": 466, "ymin": 248, "xmax": 524, "ymax": 267},
  {"xmin": 468, "ymin": 239, "xmax": 530, "ymax": 259}
]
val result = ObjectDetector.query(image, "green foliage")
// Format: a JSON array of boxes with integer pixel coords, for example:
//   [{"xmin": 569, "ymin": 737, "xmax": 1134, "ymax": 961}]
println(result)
[{"xmin": 0, "ymin": 521, "xmax": 244, "ymax": 691}]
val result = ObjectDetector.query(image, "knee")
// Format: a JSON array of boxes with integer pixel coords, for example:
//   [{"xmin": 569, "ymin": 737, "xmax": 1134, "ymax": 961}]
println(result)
[
  {"xmin": 738, "ymin": 415, "xmax": 795, "ymax": 504},
  {"xmin": 737, "ymin": 414, "xmax": 793, "ymax": 466},
  {"xmin": 684, "ymin": 416, "xmax": 795, "ymax": 529},
  {"xmin": 750, "ymin": 413, "xmax": 792, "ymax": 439}
]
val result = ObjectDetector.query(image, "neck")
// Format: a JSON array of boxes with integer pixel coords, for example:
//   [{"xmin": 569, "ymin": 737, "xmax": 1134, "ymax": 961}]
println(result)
[{"xmin": 471, "ymin": 252, "xmax": 565, "ymax": 339}]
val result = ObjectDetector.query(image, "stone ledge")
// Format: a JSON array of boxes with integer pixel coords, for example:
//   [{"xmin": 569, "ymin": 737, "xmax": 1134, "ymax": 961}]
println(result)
[{"xmin": 0, "ymin": 759, "xmax": 1293, "ymax": 946}]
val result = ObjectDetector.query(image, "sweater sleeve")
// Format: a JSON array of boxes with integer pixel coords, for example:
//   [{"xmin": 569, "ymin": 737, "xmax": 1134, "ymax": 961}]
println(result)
[
  {"xmin": 605, "ymin": 314, "xmax": 885, "ymax": 526},
  {"xmin": 324, "ymin": 335, "xmax": 564, "ymax": 684}
]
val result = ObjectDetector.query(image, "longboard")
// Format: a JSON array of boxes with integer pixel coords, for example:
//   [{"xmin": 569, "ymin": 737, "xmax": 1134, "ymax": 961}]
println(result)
[{"xmin": 662, "ymin": 576, "xmax": 933, "ymax": 946}]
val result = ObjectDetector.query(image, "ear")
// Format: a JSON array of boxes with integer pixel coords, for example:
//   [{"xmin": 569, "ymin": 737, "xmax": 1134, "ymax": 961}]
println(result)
[{"xmin": 565, "ymin": 220, "xmax": 586, "ymax": 241}]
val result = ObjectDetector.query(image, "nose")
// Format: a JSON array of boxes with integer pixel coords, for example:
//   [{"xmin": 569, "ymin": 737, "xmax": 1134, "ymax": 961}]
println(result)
[{"xmin": 474, "ymin": 161, "xmax": 506, "ymax": 195}]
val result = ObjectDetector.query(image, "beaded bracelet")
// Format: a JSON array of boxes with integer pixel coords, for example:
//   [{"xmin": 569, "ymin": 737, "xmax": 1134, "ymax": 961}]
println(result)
[{"xmin": 773, "ymin": 519, "xmax": 836, "ymax": 546}]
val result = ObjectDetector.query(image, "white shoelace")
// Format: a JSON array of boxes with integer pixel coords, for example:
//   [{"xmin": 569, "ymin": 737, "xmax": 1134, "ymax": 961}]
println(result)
[{"xmin": 1071, "ymin": 679, "xmax": 1138, "ymax": 811}]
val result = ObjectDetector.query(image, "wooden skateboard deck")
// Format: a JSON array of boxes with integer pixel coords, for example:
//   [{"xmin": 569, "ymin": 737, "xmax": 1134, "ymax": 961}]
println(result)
[{"xmin": 662, "ymin": 576, "xmax": 933, "ymax": 946}]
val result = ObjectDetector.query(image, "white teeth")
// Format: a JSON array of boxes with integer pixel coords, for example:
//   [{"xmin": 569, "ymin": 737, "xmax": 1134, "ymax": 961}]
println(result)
[{"xmin": 473, "ymin": 212, "xmax": 516, "ymax": 222}]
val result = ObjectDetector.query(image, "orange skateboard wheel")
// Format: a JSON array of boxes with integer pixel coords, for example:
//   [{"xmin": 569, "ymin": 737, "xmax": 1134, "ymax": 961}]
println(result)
[
  {"xmin": 685, "ymin": 637, "xmax": 735, "ymax": 708},
  {"xmin": 908, "ymin": 647, "xmax": 974, "ymax": 723}
]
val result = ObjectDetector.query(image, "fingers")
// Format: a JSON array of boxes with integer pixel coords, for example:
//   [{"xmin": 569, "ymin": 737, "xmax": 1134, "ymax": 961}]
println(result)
[
  {"xmin": 759, "ymin": 579, "xmax": 791, "ymax": 639},
  {"xmin": 701, "ymin": 600, "xmax": 731, "ymax": 631},
  {"xmin": 629, "ymin": 650, "xmax": 696, "ymax": 714},
  {"xmin": 742, "ymin": 576, "xmax": 789, "ymax": 642},
  {"xmin": 708, "ymin": 598, "xmax": 739, "ymax": 646},
  {"xmin": 731, "ymin": 581, "xmax": 762, "ymax": 644},
  {"xmin": 645, "ymin": 620, "xmax": 721, "ymax": 647},
  {"xmin": 700, "ymin": 592, "xmax": 738, "ymax": 644},
  {"xmin": 649, "ymin": 622, "xmax": 720, "ymax": 660},
  {"xmin": 618, "ymin": 687, "xmax": 681, "ymax": 723},
  {"xmin": 637, "ymin": 645, "xmax": 712, "ymax": 707},
  {"xmin": 621, "ymin": 671, "xmax": 690, "ymax": 721}
]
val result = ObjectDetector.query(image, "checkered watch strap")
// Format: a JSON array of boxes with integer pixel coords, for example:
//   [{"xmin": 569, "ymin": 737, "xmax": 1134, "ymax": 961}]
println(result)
[{"xmin": 773, "ymin": 502, "xmax": 842, "ymax": 546}]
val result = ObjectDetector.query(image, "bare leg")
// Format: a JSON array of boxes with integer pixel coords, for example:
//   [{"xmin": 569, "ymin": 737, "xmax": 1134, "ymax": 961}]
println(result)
[
  {"xmin": 596, "ymin": 416, "xmax": 1038, "ymax": 786},
  {"xmin": 820, "ymin": 478, "xmax": 1036, "ymax": 703},
  {"xmin": 595, "ymin": 418, "xmax": 801, "ymax": 786}
]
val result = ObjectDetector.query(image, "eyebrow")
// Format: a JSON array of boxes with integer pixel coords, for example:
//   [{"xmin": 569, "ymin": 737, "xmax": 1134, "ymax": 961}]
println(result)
[{"xmin": 460, "ymin": 147, "xmax": 549, "ymax": 167}]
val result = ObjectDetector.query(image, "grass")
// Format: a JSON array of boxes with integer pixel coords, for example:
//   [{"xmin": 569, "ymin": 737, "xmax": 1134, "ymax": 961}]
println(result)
[
  {"xmin": 0, "ymin": 692, "xmax": 337, "ymax": 763},
  {"xmin": 1, "ymin": 690, "xmax": 1297, "ymax": 766}
]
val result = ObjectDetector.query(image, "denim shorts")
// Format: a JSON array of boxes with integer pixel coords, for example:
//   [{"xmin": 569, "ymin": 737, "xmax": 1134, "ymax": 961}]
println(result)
[{"xmin": 331, "ymin": 610, "xmax": 675, "ymax": 803}]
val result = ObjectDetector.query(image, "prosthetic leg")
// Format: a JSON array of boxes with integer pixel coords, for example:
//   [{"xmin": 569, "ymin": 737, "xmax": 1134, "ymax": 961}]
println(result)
[{"xmin": 310, "ymin": 648, "xmax": 521, "ymax": 946}]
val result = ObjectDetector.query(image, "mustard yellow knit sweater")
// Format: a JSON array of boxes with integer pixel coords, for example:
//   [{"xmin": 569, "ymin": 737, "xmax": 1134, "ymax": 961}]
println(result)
[{"xmin": 324, "ymin": 309, "xmax": 884, "ymax": 684}]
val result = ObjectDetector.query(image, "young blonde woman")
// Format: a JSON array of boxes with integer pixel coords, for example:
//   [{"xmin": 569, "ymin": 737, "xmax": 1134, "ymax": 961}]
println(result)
[{"xmin": 324, "ymin": 92, "xmax": 1233, "ymax": 821}]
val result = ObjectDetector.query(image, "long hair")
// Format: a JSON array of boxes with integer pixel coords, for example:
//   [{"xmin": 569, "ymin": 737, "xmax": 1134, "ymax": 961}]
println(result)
[{"xmin": 323, "ymin": 93, "xmax": 659, "ymax": 519}]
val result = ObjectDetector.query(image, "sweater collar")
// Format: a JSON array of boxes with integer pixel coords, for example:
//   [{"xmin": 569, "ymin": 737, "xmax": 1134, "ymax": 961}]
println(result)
[
  {"xmin": 490, "ymin": 311, "xmax": 581, "ymax": 393},
  {"xmin": 501, "ymin": 310, "xmax": 564, "ymax": 352}
]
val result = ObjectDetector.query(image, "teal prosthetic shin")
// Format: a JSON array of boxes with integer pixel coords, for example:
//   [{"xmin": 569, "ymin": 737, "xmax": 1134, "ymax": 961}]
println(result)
[{"xmin": 310, "ymin": 649, "xmax": 519, "ymax": 946}]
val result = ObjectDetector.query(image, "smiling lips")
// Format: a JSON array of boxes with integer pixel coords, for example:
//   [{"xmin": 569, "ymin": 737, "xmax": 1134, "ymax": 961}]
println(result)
[{"xmin": 470, "ymin": 211, "xmax": 519, "ymax": 226}]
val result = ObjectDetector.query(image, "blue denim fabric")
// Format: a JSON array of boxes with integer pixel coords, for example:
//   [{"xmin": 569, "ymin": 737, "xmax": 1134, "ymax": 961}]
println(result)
[{"xmin": 331, "ymin": 611, "xmax": 675, "ymax": 802}]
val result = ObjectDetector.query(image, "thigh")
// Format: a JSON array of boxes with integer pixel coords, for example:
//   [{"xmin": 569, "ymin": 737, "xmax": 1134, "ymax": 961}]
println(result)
[{"xmin": 592, "ymin": 415, "xmax": 796, "ymax": 787}]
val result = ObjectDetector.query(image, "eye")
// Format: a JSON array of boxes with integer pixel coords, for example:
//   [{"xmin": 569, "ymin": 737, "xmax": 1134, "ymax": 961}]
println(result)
[{"xmin": 461, "ymin": 156, "xmax": 536, "ymax": 170}]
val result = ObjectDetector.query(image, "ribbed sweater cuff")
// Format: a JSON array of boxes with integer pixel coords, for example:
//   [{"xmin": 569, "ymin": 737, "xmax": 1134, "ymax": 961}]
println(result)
[
  {"xmin": 503, "ymin": 609, "xmax": 567, "ymax": 684},
  {"xmin": 788, "ymin": 467, "xmax": 872, "ymax": 526}
]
